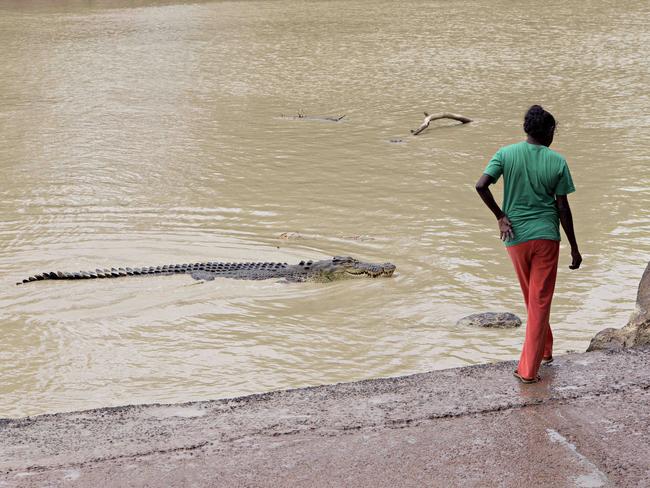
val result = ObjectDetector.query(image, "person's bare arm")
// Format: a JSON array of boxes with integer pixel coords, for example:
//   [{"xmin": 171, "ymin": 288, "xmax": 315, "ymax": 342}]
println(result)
[
  {"xmin": 556, "ymin": 194, "xmax": 582, "ymax": 269},
  {"xmin": 475, "ymin": 174, "xmax": 513, "ymax": 241}
]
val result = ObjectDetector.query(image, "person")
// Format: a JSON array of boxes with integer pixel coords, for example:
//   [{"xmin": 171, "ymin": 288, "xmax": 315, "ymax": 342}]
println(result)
[{"xmin": 475, "ymin": 105, "xmax": 582, "ymax": 383}]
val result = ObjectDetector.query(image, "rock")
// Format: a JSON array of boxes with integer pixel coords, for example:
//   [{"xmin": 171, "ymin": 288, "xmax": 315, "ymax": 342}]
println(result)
[
  {"xmin": 457, "ymin": 312, "xmax": 521, "ymax": 329},
  {"xmin": 586, "ymin": 328, "xmax": 629, "ymax": 352},
  {"xmin": 587, "ymin": 261, "xmax": 650, "ymax": 352}
]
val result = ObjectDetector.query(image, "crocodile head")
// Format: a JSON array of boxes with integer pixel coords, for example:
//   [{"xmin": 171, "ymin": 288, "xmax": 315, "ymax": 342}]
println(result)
[{"xmin": 305, "ymin": 256, "xmax": 396, "ymax": 280}]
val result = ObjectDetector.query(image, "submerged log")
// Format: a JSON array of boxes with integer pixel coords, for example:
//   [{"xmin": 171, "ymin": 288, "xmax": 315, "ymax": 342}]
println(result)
[
  {"xmin": 410, "ymin": 112, "xmax": 473, "ymax": 135},
  {"xmin": 280, "ymin": 113, "xmax": 346, "ymax": 122}
]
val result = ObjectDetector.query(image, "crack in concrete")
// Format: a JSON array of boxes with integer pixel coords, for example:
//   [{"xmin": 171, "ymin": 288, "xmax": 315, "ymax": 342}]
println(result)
[
  {"xmin": 375, "ymin": 381, "xmax": 649, "ymax": 429},
  {"xmin": 5, "ymin": 441, "xmax": 210, "ymax": 476}
]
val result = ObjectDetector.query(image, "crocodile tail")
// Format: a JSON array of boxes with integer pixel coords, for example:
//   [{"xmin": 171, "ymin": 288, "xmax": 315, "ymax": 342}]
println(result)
[
  {"xmin": 16, "ymin": 263, "xmax": 211, "ymax": 285},
  {"xmin": 17, "ymin": 267, "xmax": 133, "ymax": 285}
]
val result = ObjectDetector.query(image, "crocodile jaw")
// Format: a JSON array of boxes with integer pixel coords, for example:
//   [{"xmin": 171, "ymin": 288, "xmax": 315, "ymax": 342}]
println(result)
[{"xmin": 343, "ymin": 263, "xmax": 396, "ymax": 278}]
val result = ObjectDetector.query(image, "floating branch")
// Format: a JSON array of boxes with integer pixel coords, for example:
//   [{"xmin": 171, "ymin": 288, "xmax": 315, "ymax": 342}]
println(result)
[{"xmin": 410, "ymin": 112, "xmax": 473, "ymax": 135}]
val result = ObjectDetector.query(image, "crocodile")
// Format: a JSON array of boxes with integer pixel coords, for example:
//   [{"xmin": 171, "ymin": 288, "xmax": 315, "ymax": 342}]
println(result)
[{"xmin": 16, "ymin": 256, "xmax": 396, "ymax": 285}]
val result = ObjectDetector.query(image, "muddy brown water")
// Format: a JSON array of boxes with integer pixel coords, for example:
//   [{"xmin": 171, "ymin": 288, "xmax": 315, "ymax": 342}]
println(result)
[{"xmin": 0, "ymin": 0, "xmax": 648, "ymax": 418}]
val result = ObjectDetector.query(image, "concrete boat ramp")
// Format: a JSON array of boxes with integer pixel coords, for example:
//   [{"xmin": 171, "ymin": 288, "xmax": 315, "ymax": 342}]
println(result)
[{"xmin": 1, "ymin": 347, "xmax": 649, "ymax": 487}]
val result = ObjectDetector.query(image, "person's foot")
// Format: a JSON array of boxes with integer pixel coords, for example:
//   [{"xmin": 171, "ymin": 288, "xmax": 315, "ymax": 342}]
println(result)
[
  {"xmin": 513, "ymin": 370, "xmax": 540, "ymax": 384},
  {"xmin": 541, "ymin": 356, "xmax": 554, "ymax": 365}
]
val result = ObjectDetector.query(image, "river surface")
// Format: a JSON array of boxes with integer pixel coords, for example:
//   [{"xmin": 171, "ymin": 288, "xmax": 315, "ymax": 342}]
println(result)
[{"xmin": 1, "ymin": 0, "xmax": 649, "ymax": 418}]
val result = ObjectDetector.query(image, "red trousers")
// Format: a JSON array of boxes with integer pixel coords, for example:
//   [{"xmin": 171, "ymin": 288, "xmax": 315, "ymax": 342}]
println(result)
[{"xmin": 507, "ymin": 239, "xmax": 560, "ymax": 380}]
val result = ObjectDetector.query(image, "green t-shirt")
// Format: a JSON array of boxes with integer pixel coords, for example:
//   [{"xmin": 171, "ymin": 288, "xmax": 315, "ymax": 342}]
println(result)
[{"xmin": 483, "ymin": 141, "xmax": 575, "ymax": 247}]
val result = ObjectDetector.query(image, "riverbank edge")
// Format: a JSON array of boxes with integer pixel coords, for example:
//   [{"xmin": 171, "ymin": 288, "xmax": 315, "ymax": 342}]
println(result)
[{"xmin": 2, "ymin": 346, "xmax": 649, "ymax": 486}]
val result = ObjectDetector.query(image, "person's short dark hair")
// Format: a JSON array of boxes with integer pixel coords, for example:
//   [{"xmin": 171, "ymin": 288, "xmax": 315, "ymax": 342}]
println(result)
[{"xmin": 523, "ymin": 105, "xmax": 556, "ymax": 141}]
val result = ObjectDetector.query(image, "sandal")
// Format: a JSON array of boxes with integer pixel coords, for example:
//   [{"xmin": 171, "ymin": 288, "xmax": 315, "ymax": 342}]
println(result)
[
  {"xmin": 542, "ymin": 356, "xmax": 554, "ymax": 365},
  {"xmin": 513, "ymin": 370, "xmax": 540, "ymax": 384}
]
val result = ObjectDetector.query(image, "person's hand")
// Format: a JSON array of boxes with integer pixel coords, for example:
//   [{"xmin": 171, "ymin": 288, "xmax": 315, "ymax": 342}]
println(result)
[
  {"xmin": 569, "ymin": 248, "xmax": 582, "ymax": 270},
  {"xmin": 498, "ymin": 216, "xmax": 514, "ymax": 242}
]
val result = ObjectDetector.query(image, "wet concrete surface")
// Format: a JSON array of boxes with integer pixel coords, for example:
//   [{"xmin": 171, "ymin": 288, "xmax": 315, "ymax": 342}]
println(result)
[{"xmin": 1, "ymin": 347, "xmax": 649, "ymax": 487}]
